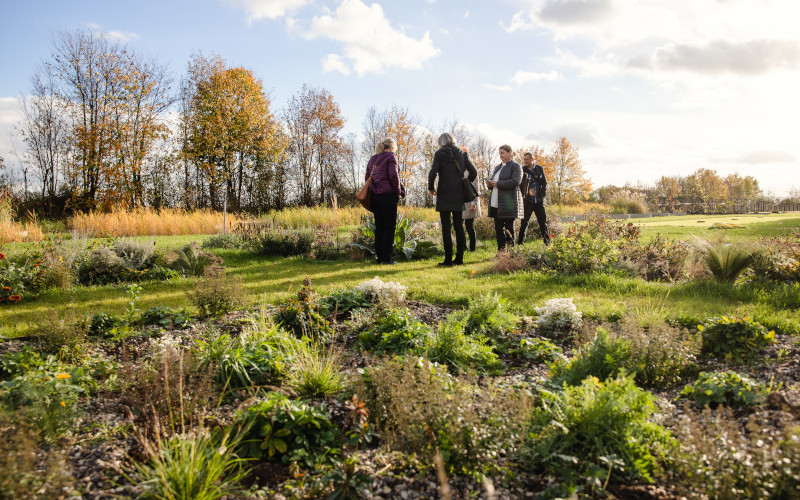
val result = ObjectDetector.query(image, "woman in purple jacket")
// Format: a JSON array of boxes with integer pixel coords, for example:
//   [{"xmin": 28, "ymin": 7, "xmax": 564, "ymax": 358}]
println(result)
[{"xmin": 365, "ymin": 137, "xmax": 404, "ymax": 264}]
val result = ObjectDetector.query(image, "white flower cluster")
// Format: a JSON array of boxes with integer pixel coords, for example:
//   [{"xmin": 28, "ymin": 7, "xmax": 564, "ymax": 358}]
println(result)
[
  {"xmin": 354, "ymin": 276, "xmax": 407, "ymax": 308},
  {"xmin": 534, "ymin": 297, "xmax": 583, "ymax": 333}
]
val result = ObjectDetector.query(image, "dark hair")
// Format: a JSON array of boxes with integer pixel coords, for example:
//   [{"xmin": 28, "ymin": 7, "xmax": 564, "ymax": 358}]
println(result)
[
  {"xmin": 499, "ymin": 144, "xmax": 512, "ymax": 153},
  {"xmin": 523, "ymin": 152, "xmax": 533, "ymax": 158}
]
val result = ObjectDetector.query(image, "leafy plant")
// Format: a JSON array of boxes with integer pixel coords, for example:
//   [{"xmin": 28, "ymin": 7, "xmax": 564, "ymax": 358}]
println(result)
[
  {"xmin": 235, "ymin": 393, "xmax": 340, "ymax": 467},
  {"xmin": 512, "ymin": 337, "xmax": 566, "ymax": 363},
  {"xmin": 0, "ymin": 253, "xmax": 44, "ymax": 304},
  {"xmin": 426, "ymin": 311, "xmax": 503, "ymax": 374},
  {"xmin": 191, "ymin": 266, "xmax": 245, "ymax": 319},
  {"xmin": 698, "ymin": 315, "xmax": 775, "ymax": 363},
  {"xmin": 520, "ymin": 373, "xmax": 673, "ymax": 488},
  {"xmin": 201, "ymin": 232, "xmax": 244, "ymax": 250},
  {"xmin": 318, "ymin": 288, "xmax": 372, "ymax": 319},
  {"xmin": 462, "ymin": 293, "xmax": 518, "ymax": 344},
  {"xmin": 628, "ymin": 233, "xmax": 690, "ymax": 282},
  {"xmin": 138, "ymin": 306, "xmax": 192, "ymax": 330},
  {"xmin": 549, "ymin": 327, "xmax": 631, "ymax": 387},
  {"xmin": 679, "ymin": 371, "xmax": 774, "ymax": 407},
  {"xmin": 88, "ymin": 312, "xmax": 127, "ymax": 338},
  {"xmin": 357, "ymin": 308, "xmax": 432, "ymax": 355},
  {"xmin": 194, "ymin": 331, "xmax": 287, "ymax": 390},
  {"xmin": 348, "ymin": 213, "xmax": 438, "ymax": 260}
]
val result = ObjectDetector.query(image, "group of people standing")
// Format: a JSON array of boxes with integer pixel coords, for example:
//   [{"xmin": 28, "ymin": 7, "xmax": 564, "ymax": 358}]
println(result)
[{"xmin": 364, "ymin": 134, "xmax": 550, "ymax": 266}]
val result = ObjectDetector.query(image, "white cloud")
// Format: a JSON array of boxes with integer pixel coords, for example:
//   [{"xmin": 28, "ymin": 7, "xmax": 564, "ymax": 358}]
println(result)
[
  {"xmin": 711, "ymin": 150, "xmax": 797, "ymax": 164},
  {"xmin": 106, "ymin": 30, "xmax": 140, "ymax": 43},
  {"xmin": 0, "ymin": 97, "xmax": 23, "ymax": 164},
  {"xmin": 322, "ymin": 54, "xmax": 351, "ymax": 75},
  {"xmin": 227, "ymin": 0, "xmax": 311, "ymax": 22},
  {"xmin": 510, "ymin": 69, "xmax": 560, "ymax": 85},
  {"xmin": 484, "ymin": 83, "xmax": 513, "ymax": 92},
  {"xmin": 628, "ymin": 39, "xmax": 800, "ymax": 75},
  {"xmin": 463, "ymin": 10, "xmax": 470, "ymax": 19},
  {"xmin": 527, "ymin": 121, "xmax": 602, "ymax": 148},
  {"xmin": 537, "ymin": 0, "xmax": 614, "ymax": 25},
  {"xmin": 543, "ymin": 48, "xmax": 620, "ymax": 78},
  {"xmin": 306, "ymin": 0, "xmax": 440, "ymax": 75}
]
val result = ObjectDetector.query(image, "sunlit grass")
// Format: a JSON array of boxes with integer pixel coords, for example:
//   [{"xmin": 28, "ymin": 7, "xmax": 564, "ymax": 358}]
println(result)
[{"xmin": 68, "ymin": 208, "xmax": 245, "ymax": 237}]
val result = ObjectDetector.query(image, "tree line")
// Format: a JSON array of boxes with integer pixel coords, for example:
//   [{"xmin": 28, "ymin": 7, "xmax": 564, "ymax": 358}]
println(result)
[{"xmin": 4, "ymin": 29, "xmax": 601, "ymax": 217}]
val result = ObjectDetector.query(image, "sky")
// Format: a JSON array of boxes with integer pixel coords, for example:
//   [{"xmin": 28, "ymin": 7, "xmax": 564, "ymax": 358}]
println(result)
[{"xmin": 1, "ymin": 0, "xmax": 799, "ymax": 197}]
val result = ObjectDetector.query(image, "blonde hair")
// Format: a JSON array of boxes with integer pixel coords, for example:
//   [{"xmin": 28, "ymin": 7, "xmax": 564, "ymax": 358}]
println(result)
[
  {"xmin": 374, "ymin": 141, "xmax": 384, "ymax": 155},
  {"xmin": 381, "ymin": 137, "xmax": 397, "ymax": 152}
]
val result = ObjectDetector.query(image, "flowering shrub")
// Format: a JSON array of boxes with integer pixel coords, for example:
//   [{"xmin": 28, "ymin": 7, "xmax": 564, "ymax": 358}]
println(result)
[
  {"xmin": 751, "ymin": 230, "xmax": 800, "ymax": 282},
  {"xmin": 628, "ymin": 234, "xmax": 690, "ymax": 282},
  {"xmin": 0, "ymin": 253, "xmax": 44, "ymax": 304},
  {"xmin": 353, "ymin": 276, "xmax": 407, "ymax": 308},
  {"xmin": 534, "ymin": 297, "xmax": 583, "ymax": 338}
]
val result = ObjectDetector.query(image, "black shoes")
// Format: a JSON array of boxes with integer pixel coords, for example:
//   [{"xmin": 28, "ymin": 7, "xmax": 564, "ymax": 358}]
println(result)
[
  {"xmin": 381, "ymin": 259, "xmax": 396, "ymax": 265},
  {"xmin": 437, "ymin": 260, "xmax": 453, "ymax": 267}
]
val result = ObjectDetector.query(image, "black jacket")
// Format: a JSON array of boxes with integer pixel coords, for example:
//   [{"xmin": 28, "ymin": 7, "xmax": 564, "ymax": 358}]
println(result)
[
  {"xmin": 428, "ymin": 146, "xmax": 478, "ymax": 212},
  {"xmin": 520, "ymin": 163, "xmax": 547, "ymax": 203}
]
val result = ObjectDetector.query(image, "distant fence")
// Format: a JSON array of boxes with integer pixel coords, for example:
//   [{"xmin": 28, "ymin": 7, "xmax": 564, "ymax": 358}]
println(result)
[{"xmin": 651, "ymin": 200, "xmax": 800, "ymax": 215}]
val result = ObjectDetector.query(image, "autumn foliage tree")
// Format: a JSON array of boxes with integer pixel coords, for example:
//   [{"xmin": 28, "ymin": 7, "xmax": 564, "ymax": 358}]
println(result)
[
  {"xmin": 547, "ymin": 137, "xmax": 591, "ymax": 204},
  {"xmin": 182, "ymin": 52, "xmax": 285, "ymax": 211},
  {"xmin": 283, "ymin": 85, "xmax": 350, "ymax": 206}
]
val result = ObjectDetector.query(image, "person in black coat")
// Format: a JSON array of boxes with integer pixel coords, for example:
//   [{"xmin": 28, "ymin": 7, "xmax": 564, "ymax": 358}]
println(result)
[
  {"xmin": 486, "ymin": 144, "xmax": 523, "ymax": 251},
  {"xmin": 428, "ymin": 133, "xmax": 478, "ymax": 266},
  {"xmin": 517, "ymin": 152, "xmax": 550, "ymax": 246}
]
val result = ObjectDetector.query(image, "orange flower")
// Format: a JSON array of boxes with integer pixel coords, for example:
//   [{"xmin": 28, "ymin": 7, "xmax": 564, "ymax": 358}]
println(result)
[
  {"xmin": 60, "ymin": 401, "xmax": 66, "ymax": 407},
  {"xmin": 55, "ymin": 372, "xmax": 71, "ymax": 380},
  {"xmin": 2, "ymin": 286, "xmax": 10, "ymax": 291},
  {"xmin": 9, "ymin": 295, "xmax": 21, "ymax": 302},
  {"xmin": 0, "ymin": 253, "xmax": 4, "ymax": 259}
]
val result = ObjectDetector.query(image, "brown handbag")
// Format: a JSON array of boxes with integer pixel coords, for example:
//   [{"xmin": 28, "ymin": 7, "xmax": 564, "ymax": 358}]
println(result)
[{"xmin": 356, "ymin": 173, "xmax": 372, "ymax": 211}]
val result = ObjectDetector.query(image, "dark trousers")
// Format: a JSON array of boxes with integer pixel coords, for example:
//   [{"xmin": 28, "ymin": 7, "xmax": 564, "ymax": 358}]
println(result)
[
  {"xmin": 464, "ymin": 218, "xmax": 476, "ymax": 251},
  {"xmin": 372, "ymin": 193, "xmax": 398, "ymax": 263},
  {"xmin": 494, "ymin": 218, "xmax": 515, "ymax": 250},
  {"xmin": 518, "ymin": 201, "xmax": 549, "ymax": 245},
  {"xmin": 439, "ymin": 211, "xmax": 466, "ymax": 262}
]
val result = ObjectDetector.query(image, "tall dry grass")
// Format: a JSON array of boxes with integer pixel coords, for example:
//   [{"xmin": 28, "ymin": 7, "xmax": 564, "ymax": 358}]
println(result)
[
  {"xmin": 0, "ymin": 189, "xmax": 44, "ymax": 243},
  {"xmin": 68, "ymin": 208, "xmax": 245, "ymax": 237},
  {"xmin": 260, "ymin": 205, "xmax": 439, "ymax": 229}
]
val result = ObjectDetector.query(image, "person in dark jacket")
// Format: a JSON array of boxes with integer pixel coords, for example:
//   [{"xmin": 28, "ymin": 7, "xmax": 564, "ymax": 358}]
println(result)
[
  {"xmin": 486, "ymin": 144, "xmax": 523, "ymax": 251},
  {"xmin": 428, "ymin": 133, "xmax": 477, "ymax": 266},
  {"xmin": 366, "ymin": 137, "xmax": 404, "ymax": 265},
  {"xmin": 517, "ymin": 152, "xmax": 550, "ymax": 245}
]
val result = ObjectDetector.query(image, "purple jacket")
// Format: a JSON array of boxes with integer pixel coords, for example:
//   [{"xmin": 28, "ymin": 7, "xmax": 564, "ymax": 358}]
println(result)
[{"xmin": 366, "ymin": 151, "xmax": 403, "ymax": 196}]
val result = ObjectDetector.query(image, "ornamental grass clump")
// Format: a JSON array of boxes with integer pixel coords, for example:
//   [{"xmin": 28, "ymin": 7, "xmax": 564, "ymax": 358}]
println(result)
[
  {"xmin": 462, "ymin": 293, "xmax": 518, "ymax": 344},
  {"xmin": 694, "ymin": 237, "xmax": 755, "ymax": 283},
  {"xmin": 426, "ymin": 311, "xmax": 503, "ymax": 374},
  {"xmin": 133, "ymin": 427, "xmax": 248, "ymax": 500},
  {"xmin": 520, "ymin": 373, "xmax": 673, "ymax": 489},
  {"xmin": 534, "ymin": 297, "xmax": 583, "ymax": 340}
]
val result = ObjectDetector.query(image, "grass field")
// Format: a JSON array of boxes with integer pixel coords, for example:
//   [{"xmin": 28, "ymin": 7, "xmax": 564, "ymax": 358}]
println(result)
[{"xmin": 2, "ymin": 212, "xmax": 799, "ymax": 339}]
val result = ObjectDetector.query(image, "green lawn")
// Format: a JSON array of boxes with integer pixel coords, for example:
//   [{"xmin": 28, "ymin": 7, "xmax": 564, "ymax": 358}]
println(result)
[{"xmin": 2, "ymin": 213, "xmax": 799, "ymax": 339}]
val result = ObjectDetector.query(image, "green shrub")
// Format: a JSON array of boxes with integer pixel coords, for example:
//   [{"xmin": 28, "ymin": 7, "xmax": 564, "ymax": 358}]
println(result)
[
  {"xmin": 0, "ymin": 364, "xmax": 84, "ymax": 442},
  {"xmin": 235, "ymin": 393, "xmax": 340, "ymax": 468},
  {"xmin": 77, "ymin": 239, "xmax": 174, "ymax": 285},
  {"xmin": 138, "ymin": 306, "xmax": 192, "ymax": 330},
  {"xmin": 88, "ymin": 312, "xmax": 127, "ymax": 338},
  {"xmin": 520, "ymin": 373, "xmax": 673, "ymax": 487},
  {"xmin": 543, "ymin": 232, "xmax": 621, "ymax": 274},
  {"xmin": 201, "ymin": 233, "xmax": 244, "ymax": 250},
  {"xmin": 549, "ymin": 327, "xmax": 630, "ymax": 387},
  {"xmin": 134, "ymin": 428, "xmax": 247, "ymax": 500},
  {"xmin": 620, "ymin": 320, "xmax": 700, "ymax": 389},
  {"xmin": 357, "ymin": 356, "xmax": 531, "ymax": 475},
  {"xmin": 248, "ymin": 226, "xmax": 315, "ymax": 257},
  {"xmin": 318, "ymin": 288, "xmax": 372, "ymax": 319},
  {"xmin": 0, "ymin": 253, "xmax": 44, "ymax": 304},
  {"xmin": 273, "ymin": 276, "xmax": 332, "ymax": 340},
  {"xmin": 751, "ymin": 231, "xmax": 800, "ymax": 282},
  {"xmin": 357, "ymin": 308, "xmax": 432, "ymax": 355},
  {"xmin": 512, "ymin": 337, "xmax": 566, "ymax": 364},
  {"xmin": 426, "ymin": 312, "xmax": 503, "ymax": 374},
  {"xmin": 191, "ymin": 266, "xmax": 245, "ymax": 319},
  {"xmin": 698, "ymin": 316, "xmax": 775, "ymax": 364},
  {"xmin": 462, "ymin": 293, "xmax": 518, "ymax": 344},
  {"xmin": 629, "ymin": 234, "xmax": 690, "ymax": 282},
  {"xmin": 679, "ymin": 371, "xmax": 773, "ymax": 407}
]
